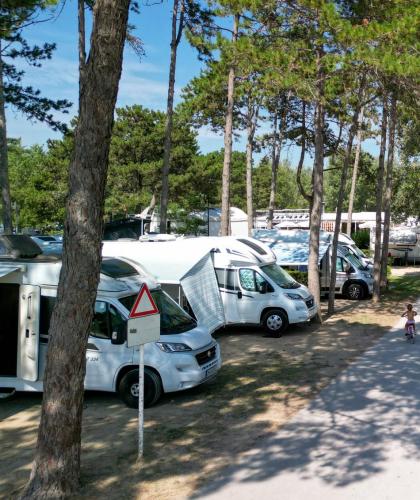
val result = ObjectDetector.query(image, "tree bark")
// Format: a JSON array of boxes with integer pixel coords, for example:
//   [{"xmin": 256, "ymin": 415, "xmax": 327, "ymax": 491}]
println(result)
[
  {"xmin": 246, "ymin": 99, "xmax": 258, "ymax": 236},
  {"xmin": 0, "ymin": 42, "xmax": 13, "ymax": 235},
  {"xmin": 267, "ymin": 111, "xmax": 279, "ymax": 230},
  {"xmin": 220, "ymin": 13, "xmax": 239, "ymax": 236},
  {"xmin": 160, "ymin": 0, "xmax": 185, "ymax": 233},
  {"xmin": 308, "ymin": 51, "xmax": 325, "ymax": 319},
  {"xmin": 380, "ymin": 94, "xmax": 397, "ymax": 287},
  {"xmin": 296, "ymin": 101, "xmax": 312, "ymax": 203},
  {"xmin": 78, "ymin": 0, "xmax": 86, "ymax": 97},
  {"xmin": 327, "ymin": 111, "xmax": 359, "ymax": 314},
  {"xmin": 372, "ymin": 97, "xmax": 388, "ymax": 303},
  {"xmin": 346, "ymin": 106, "xmax": 364, "ymax": 237},
  {"xmin": 20, "ymin": 0, "xmax": 130, "ymax": 497}
]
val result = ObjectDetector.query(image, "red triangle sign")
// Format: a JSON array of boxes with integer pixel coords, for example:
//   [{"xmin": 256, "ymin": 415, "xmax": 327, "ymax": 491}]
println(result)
[{"xmin": 129, "ymin": 284, "xmax": 159, "ymax": 318}]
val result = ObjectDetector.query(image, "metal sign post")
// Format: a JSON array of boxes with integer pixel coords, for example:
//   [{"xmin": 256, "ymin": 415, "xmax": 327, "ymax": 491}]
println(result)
[
  {"xmin": 138, "ymin": 344, "xmax": 144, "ymax": 460},
  {"xmin": 127, "ymin": 283, "xmax": 160, "ymax": 462}
]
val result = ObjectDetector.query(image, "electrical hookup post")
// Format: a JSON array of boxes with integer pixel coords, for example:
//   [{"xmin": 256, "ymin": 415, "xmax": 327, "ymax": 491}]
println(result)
[{"xmin": 127, "ymin": 283, "xmax": 160, "ymax": 461}]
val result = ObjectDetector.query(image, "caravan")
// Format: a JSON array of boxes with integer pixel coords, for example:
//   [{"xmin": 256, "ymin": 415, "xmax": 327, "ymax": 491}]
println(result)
[
  {"xmin": 0, "ymin": 236, "xmax": 221, "ymax": 408},
  {"xmin": 254, "ymin": 229, "xmax": 373, "ymax": 300},
  {"xmin": 103, "ymin": 237, "xmax": 318, "ymax": 336}
]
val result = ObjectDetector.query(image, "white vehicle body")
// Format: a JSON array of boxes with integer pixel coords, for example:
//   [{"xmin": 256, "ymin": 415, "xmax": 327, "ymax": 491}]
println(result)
[
  {"xmin": 388, "ymin": 228, "xmax": 420, "ymax": 264},
  {"xmin": 104, "ymin": 236, "xmax": 318, "ymax": 335},
  {"xmin": 253, "ymin": 229, "xmax": 373, "ymax": 300},
  {"xmin": 0, "ymin": 237, "xmax": 221, "ymax": 407},
  {"xmin": 336, "ymin": 233, "xmax": 373, "ymax": 268}
]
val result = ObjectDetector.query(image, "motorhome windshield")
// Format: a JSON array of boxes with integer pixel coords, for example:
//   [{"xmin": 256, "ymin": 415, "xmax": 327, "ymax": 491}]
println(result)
[
  {"xmin": 261, "ymin": 264, "xmax": 300, "ymax": 289},
  {"xmin": 119, "ymin": 290, "xmax": 196, "ymax": 334},
  {"xmin": 351, "ymin": 244, "xmax": 367, "ymax": 259},
  {"xmin": 344, "ymin": 252, "xmax": 365, "ymax": 270}
]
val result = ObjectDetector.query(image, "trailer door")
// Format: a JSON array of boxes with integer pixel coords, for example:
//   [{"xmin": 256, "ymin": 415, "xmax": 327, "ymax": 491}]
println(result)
[{"xmin": 17, "ymin": 285, "xmax": 40, "ymax": 381}]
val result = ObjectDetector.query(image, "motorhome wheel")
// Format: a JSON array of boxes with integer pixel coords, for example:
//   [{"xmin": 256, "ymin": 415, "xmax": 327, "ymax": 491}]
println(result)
[
  {"xmin": 346, "ymin": 283, "xmax": 365, "ymax": 300},
  {"xmin": 262, "ymin": 309, "xmax": 288, "ymax": 335},
  {"xmin": 118, "ymin": 368, "xmax": 162, "ymax": 408}
]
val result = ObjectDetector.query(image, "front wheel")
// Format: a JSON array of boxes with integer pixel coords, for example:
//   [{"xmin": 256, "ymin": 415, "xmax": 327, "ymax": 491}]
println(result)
[
  {"xmin": 262, "ymin": 309, "xmax": 288, "ymax": 336},
  {"xmin": 118, "ymin": 368, "xmax": 162, "ymax": 409},
  {"xmin": 345, "ymin": 283, "xmax": 365, "ymax": 300}
]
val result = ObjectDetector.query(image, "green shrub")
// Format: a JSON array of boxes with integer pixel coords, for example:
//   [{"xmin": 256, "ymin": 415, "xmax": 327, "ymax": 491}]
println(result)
[
  {"xmin": 287, "ymin": 270, "xmax": 308, "ymax": 286},
  {"xmin": 351, "ymin": 230, "xmax": 370, "ymax": 249}
]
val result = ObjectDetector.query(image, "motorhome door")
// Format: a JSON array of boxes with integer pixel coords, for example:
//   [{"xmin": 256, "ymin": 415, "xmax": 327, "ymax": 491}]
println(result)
[{"xmin": 17, "ymin": 285, "xmax": 40, "ymax": 381}]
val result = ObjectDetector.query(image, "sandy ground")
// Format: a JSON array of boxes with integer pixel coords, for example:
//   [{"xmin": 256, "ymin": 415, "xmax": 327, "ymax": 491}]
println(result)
[{"xmin": 0, "ymin": 267, "xmax": 418, "ymax": 500}]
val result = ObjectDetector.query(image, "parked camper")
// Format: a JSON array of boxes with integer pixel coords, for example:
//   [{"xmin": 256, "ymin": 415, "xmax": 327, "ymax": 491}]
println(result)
[
  {"xmin": 336, "ymin": 233, "xmax": 373, "ymax": 268},
  {"xmin": 254, "ymin": 229, "xmax": 373, "ymax": 300},
  {"xmin": 0, "ymin": 235, "xmax": 221, "ymax": 408},
  {"xmin": 104, "ymin": 237, "xmax": 318, "ymax": 336},
  {"xmin": 388, "ymin": 228, "xmax": 420, "ymax": 264}
]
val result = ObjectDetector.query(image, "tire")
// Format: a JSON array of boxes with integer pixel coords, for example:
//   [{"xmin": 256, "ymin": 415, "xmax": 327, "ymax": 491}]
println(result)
[
  {"xmin": 118, "ymin": 368, "xmax": 162, "ymax": 409},
  {"xmin": 262, "ymin": 309, "xmax": 288, "ymax": 335},
  {"xmin": 345, "ymin": 283, "xmax": 365, "ymax": 300}
]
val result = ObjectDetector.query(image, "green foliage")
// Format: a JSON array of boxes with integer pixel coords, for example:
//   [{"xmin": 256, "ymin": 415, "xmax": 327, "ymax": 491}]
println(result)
[
  {"xmin": 391, "ymin": 162, "xmax": 420, "ymax": 221},
  {"xmin": 287, "ymin": 270, "xmax": 308, "ymax": 287},
  {"xmin": 351, "ymin": 230, "xmax": 370, "ymax": 249}
]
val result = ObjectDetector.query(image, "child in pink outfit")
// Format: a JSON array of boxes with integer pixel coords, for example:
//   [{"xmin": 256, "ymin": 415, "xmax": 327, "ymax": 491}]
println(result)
[{"xmin": 402, "ymin": 304, "xmax": 417, "ymax": 335}]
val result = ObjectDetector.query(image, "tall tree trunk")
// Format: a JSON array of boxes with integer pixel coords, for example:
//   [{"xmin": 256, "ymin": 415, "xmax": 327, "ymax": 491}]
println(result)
[
  {"xmin": 246, "ymin": 100, "xmax": 258, "ymax": 236},
  {"xmin": 296, "ymin": 101, "xmax": 312, "ymax": 204},
  {"xmin": 267, "ymin": 112, "xmax": 279, "ymax": 229},
  {"xmin": 78, "ymin": 0, "xmax": 86, "ymax": 82},
  {"xmin": 160, "ymin": 0, "xmax": 184, "ymax": 233},
  {"xmin": 220, "ymin": 13, "xmax": 239, "ymax": 236},
  {"xmin": 20, "ymin": 1, "xmax": 130, "ymax": 497},
  {"xmin": 346, "ymin": 106, "xmax": 364, "ymax": 237},
  {"xmin": 328, "ymin": 110, "xmax": 359, "ymax": 314},
  {"xmin": 0, "ymin": 43, "xmax": 13, "ymax": 235},
  {"xmin": 372, "ymin": 97, "xmax": 388, "ymax": 303},
  {"xmin": 308, "ymin": 52, "xmax": 325, "ymax": 319},
  {"xmin": 380, "ymin": 94, "xmax": 397, "ymax": 287}
]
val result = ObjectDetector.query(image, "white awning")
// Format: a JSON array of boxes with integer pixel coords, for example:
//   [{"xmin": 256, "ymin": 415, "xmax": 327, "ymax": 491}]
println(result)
[{"xmin": 0, "ymin": 264, "xmax": 24, "ymax": 278}]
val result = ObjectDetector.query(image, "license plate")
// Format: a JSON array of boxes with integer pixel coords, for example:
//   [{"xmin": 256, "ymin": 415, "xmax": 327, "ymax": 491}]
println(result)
[{"xmin": 205, "ymin": 365, "xmax": 218, "ymax": 378}]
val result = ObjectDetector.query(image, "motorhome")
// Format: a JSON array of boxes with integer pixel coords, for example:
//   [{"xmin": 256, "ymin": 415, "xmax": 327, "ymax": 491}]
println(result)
[
  {"xmin": 388, "ymin": 228, "xmax": 420, "ymax": 264},
  {"xmin": 253, "ymin": 229, "xmax": 373, "ymax": 300},
  {"xmin": 0, "ymin": 235, "xmax": 221, "ymax": 408},
  {"xmin": 103, "ymin": 236, "xmax": 318, "ymax": 336}
]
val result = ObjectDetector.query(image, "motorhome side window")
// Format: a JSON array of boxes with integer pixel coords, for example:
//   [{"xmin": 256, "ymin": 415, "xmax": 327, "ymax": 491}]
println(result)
[
  {"xmin": 215, "ymin": 268, "xmax": 236, "ymax": 290},
  {"xmin": 239, "ymin": 269, "xmax": 272, "ymax": 292},
  {"xmin": 336, "ymin": 258, "xmax": 351, "ymax": 273},
  {"xmin": 91, "ymin": 302, "xmax": 125, "ymax": 340}
]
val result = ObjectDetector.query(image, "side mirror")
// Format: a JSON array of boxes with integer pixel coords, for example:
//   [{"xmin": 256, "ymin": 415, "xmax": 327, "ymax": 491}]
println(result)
[
  {"xmin": 237, "ymin": 290, "xmax": 243, "ymax": 299},
  {"xmin": 111, "ymin": 323, "xmax": 127, "ymax": 345},
  {"xmin": 259, "ymin": 282, "xmax": 268, "ymax": 294}
]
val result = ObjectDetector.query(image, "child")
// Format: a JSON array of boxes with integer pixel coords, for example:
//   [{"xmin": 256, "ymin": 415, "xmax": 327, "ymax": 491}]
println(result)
[{"xmin": 402, "ymin": 304, "xmax": 417, "ymax": 335}]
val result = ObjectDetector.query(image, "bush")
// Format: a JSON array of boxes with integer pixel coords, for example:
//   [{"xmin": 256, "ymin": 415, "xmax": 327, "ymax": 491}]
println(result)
[
  {"xmin": 351, "ymin": 230, "xmax": 370, "ymax": 249},
  {"xmin": 287, "ymin": 270, "xmax": 308, "ymax": 286}
]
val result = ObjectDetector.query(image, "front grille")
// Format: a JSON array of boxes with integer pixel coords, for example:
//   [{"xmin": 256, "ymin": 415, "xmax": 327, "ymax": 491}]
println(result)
[
  {"xmin": 196, "ymin": 345, "xmax": 216, "ymax": 366},
  {"xmin": 305, "ymin": 298, "xmax": 314, "ymax": 309}
]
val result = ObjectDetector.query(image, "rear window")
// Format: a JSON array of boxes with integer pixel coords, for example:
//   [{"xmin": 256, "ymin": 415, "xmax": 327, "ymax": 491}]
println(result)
[
  {"xmin": 238, "ymin": 238, "xmax": 268, "ymax": 256},
  {"xmin": 101, "ymin": 259, "xmax": 138, "ymax": 278}
]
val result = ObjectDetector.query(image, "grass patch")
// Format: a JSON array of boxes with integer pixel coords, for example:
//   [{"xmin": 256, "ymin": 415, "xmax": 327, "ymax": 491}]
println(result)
[{"xmin": 384, "ymin": 272, "xmax": 420, "ymax": 302}]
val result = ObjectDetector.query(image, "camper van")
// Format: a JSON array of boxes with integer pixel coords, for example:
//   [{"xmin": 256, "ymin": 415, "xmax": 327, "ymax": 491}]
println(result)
[
  {"xmin": 0, "ymin": 235, "xmax": 221, "ymax": 408},
  {"xmin": 103, "ymin": 236, "xmax": 318, "ymax": 336},
  {"xmin": 254, "ymin": 229, "xmax": 373, "ymax": 300}
]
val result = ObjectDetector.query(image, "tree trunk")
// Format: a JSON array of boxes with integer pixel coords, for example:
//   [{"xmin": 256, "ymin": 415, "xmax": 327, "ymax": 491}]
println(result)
[
  {"xmin": 246, "ymin": 100, "xmax": 258, "ymax": 237},
  {"xmin": 346, "ymin": 106, "xmax": 364, "ymax": 237},
  {"xmin": 0, "ymin": 43, "xmax": 13, "ymax": 235},
  {"xmin": 308, "ymin": 52, "xmax": 325, "ymax": 319},
  {"xmin": 160, "ymin": 0, "xmax": 184, "ymax": 233},
  {"xmin": 220, "ymin": 13, "xmax": 239, "ymax": 236},
  {"xmin": 267, "ymin": 112, "xmax": 279, "ymax": 230},
  {"xmin": 78, "ymin": 0, "xmax": 86, "ymax": 81},
  {"xmin": 328, "ymin": 112, "xmax": 359, "ymax": 314},
  {"xmin": 372, "ymin": 97, "xmax": 388, "ymax": 303},
  {"xmin": 296, "ymin": 101, "xmax": 312, "ymax": 204},
  {"xmin": 380, "ymin": 94, "xmax": 397, "ymax": 287},
  {"xmin": 20, "ymin": 1, "xmax": 130, "ymax": 497}
]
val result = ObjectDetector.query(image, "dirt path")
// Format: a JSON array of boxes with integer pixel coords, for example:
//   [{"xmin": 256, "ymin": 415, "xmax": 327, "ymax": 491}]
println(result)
[{"xmin": 1, "ymin": 267, "xmax": 418, "ymax": 500}]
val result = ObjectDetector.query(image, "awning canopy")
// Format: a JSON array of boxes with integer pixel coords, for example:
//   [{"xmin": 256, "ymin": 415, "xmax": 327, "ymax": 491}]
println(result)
[{"xmin": 0, "ymin": 264, "xmax": 24, "ymax": 278}]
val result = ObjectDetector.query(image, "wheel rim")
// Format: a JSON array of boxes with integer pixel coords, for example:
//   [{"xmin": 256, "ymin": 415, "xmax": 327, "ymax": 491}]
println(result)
[
  {"xmin": 130, "ymin": 382, "xmax": 139, "ymax": 397},
  {"xmin": 266, "ymin": 314, "xmax": 282, "ymax": 331},
  {"xmin": 349, "ymin": 286, "xmax": 360, "ymax": 299}
]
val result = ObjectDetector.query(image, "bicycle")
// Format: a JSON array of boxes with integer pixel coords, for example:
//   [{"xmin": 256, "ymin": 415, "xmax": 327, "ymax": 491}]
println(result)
[{"xmin": 406, "ymin": 323, "xmax": 416, "ymax": 344}]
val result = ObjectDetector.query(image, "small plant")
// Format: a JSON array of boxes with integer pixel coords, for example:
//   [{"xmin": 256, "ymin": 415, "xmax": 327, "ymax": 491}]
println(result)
[
  {"xmin": 287, "ymin": 270, "xmax": 308, "ymax": 286},
  {"xmin": 351, "ymin": 230, "xmax": 370, "ymax": 249}
]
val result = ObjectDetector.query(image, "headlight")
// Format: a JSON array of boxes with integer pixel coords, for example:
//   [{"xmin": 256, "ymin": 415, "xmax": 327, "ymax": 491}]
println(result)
[
  {"xmin": 362, "ymin": 272, "xmax": 373, "ymax": 279},
  {"xmin": 285, "ymin": 293, "xmax": 303, "ymax": 300},
  {"xmin": 156, "ymin": 342, "xmax": 192, "ymax": 353}
]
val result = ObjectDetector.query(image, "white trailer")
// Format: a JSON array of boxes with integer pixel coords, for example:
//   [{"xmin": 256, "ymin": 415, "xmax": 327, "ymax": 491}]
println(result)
[{"xmin": 0, "ymin": 235, "xmax": 221, "ymax": 407}]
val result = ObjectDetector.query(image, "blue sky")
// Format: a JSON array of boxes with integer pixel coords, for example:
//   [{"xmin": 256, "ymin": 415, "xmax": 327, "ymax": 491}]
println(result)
[{"xmin": 6, "ymin": 1, "xmax": 380, "ymax": 164}]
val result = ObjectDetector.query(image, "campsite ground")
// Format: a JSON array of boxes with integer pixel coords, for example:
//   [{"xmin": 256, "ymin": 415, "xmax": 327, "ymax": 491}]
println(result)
[{"xmin": 1, "ymin": 267, "xmax": 419, "ymax": 500}]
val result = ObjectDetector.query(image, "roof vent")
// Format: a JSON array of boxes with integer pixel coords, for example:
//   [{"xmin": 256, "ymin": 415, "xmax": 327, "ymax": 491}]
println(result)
[{"xmin": 0, "ymin": 235, "xmax": 42, "ymax": 258}]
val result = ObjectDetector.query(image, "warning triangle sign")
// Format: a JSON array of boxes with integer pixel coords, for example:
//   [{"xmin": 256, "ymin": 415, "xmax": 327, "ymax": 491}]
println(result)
[{"xmin": 129, "ymin": 284, "xmax": 159, "ymax": 318}]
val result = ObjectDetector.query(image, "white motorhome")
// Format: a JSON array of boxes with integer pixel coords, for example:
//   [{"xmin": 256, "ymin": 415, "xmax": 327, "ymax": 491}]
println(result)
[
  {"xmin": 104, "ymin": 236, "xmax": 318, "ymax": 336},
  {"xmin": 388, "ymin": 228, "xmax": 420, "ymax": 264},
  {"xmin": 0, "ymin": 236, "xmax": 221, "ymax": 408},
  {"xmin": 254, "ymin": 229, "xmax": 374, "ymax": 300}
]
